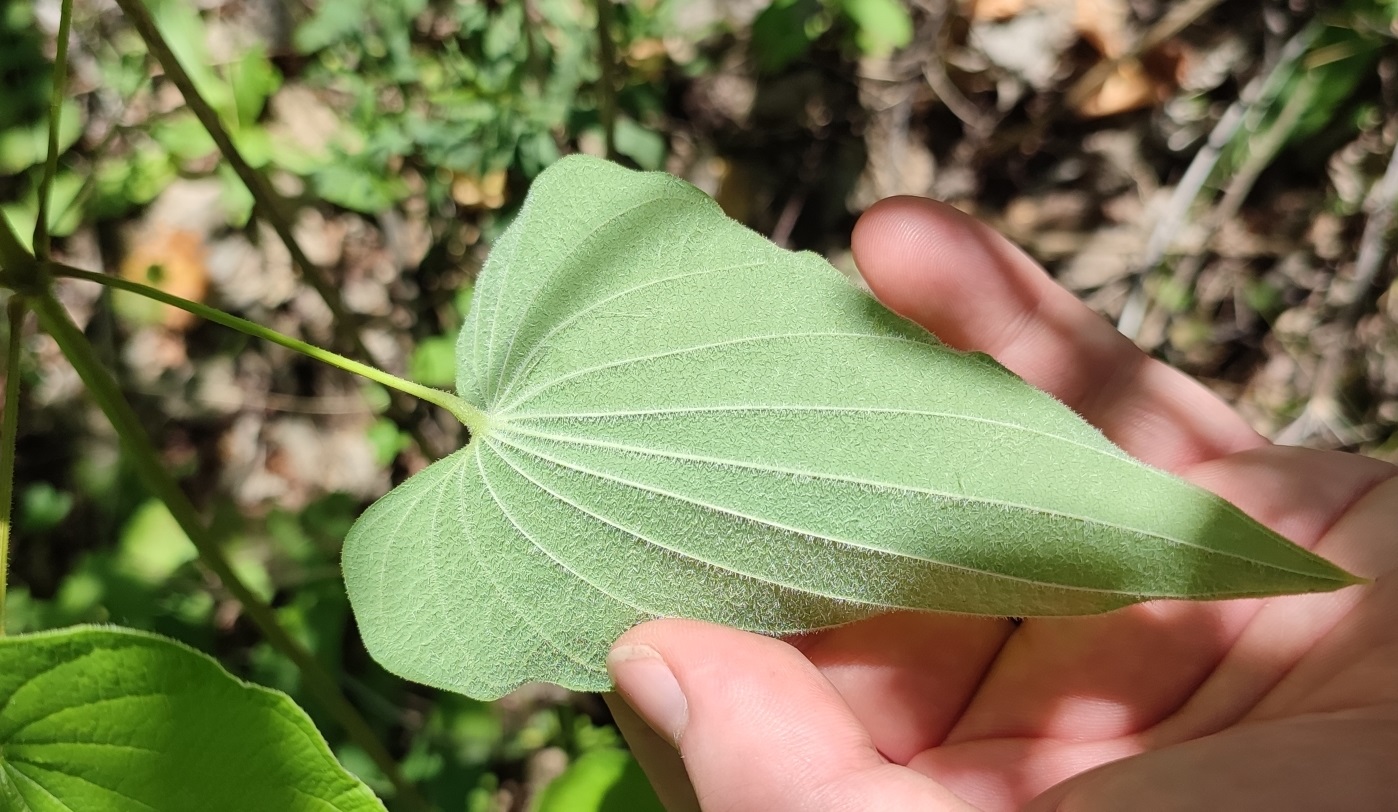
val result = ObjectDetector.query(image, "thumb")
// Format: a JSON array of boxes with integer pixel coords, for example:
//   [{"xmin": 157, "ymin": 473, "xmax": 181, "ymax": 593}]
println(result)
[{"xmin": 607, "ymin": 618, "xmax": 975, "ymax": 812}]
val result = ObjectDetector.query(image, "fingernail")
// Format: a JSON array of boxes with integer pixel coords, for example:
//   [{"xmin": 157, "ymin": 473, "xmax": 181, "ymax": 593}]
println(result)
[{"xmin": 608, "ymin": 644, "xmax": 688, "ymax": 746}]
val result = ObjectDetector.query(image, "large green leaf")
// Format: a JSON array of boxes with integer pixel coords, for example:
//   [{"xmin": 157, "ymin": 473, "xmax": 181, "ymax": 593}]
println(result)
[
  {"xmin": 0, "ymin": 626, "xmax": 384, "ymax": 811},
  {"xmin": 343, "ymin": 155, "xmax": 1358, "ymax": 700}
]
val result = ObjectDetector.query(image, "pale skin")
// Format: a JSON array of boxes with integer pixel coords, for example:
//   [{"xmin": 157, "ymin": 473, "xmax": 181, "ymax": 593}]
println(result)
[{"xmin": 603, "ymin": 197, "xmax": 1398, "ymax": 811}]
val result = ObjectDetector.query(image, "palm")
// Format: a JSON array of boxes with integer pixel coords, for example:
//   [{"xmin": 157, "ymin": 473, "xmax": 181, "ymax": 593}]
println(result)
[{"xmin": 611, "ymin": 198, "xmax": 1397, "ymax": 810}]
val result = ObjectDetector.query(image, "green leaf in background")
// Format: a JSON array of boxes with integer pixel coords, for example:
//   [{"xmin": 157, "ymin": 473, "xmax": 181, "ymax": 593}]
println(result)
[
  {"xmin": 16, "ymin": 483, "xmax": 73, "ymax": 534},
  {"xmin": 343, "ymin": 155, "xmax": 1358, "ymax": 700},
  {"xmin": 750, "ymin": 0, "xmax": 827, "ymax": 73},
  {"xmin": 1, "ymin": 170, "xmax": 84, "ymax": 247},
  {"xmin": 0, "ymin": 101, "xmax": 82, "ymax": 176},
  {"xmin": 313, "ymin": 163, "xmax": 409, "ymax": 213},
  {"xmin": 531, "ymin": 749, "xmax": 663, "ymax": 812},
  {"xmin": 117, "ymin": 498, "xmax": 197, "ymax": 583},
  {"xmin": 612, "ymin": 117, "xmax": 667, "ymax": 171},
  {"xmin": 149, "ymin": 111, "xmax": 218, "ymax": 161},
  {"xmin": 368, "ymin": 417, "xmax": 412, "ymax": 466},
  {"xmin": 93, "ymin": 144, "xmax": 178, "ymax": 219},
  {"xmin": 410, "ymin": 334, "xmax": 460, "ymax": 387},
  {"xmin": 293, "ymin": 0, "xmax": 369, "ymax": 54},
  {"xmin": 838, "ymin": 0, "xmax": 913, "ymax": 57},
  {"xmin": 226, "ymin": 44, "xmax": 281, "ymax": 129},
  {"xmin": 146, "ymin": 0, "xmax": 230, "ymax": 118},
  {"xmin": 0, "ymin": 626, "xmax": 384, "ymax": 811}
]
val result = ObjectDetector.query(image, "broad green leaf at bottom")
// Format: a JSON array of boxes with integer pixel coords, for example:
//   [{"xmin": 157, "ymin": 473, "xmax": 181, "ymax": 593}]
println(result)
[
  {"xmin": 343, "ymin": 155, "xmax": 1360, "ymax": 700},
  {"xmin": 0, "ymin": 626, "xmax": 384, "ymax": 812}
]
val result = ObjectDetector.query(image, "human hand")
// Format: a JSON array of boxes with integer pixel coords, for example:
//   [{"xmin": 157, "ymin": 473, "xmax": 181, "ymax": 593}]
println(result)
[{"xmin": 604, "ymin": 197, "xmax": 1398, "ymax": 811}]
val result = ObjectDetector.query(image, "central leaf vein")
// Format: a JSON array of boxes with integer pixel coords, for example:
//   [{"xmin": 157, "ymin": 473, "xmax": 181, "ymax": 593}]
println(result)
[
  {"xmin": 507, "ymin": 404, "xmax": 1124, "ymax": 461},
  {"xmin": 498, "ymin": 426, "xmax": 1312, "ymax": 576},
  {"xmin": 490, "ymin": 432, "xmax": 1155, "ymax": 598}
]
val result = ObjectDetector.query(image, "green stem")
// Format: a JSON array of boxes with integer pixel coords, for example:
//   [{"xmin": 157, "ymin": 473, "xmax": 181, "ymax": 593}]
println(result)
[
  {"xmin": 0, "ymin": 297, "xmax": 27, "ymax": 635},
  {"xmin": 50, "ymin": 263, "xmax": 487, "ymax": 435},
  {"xmin": 30, "ymin": 290, "xmax": 432, "ymax": 811},
  {"xmin": 35, "ymin": 0, "xmax": 74, "ymax": 261},
  {"xmin": 594, "ymin": 0, "xmax": 619, "ymax": 161}
]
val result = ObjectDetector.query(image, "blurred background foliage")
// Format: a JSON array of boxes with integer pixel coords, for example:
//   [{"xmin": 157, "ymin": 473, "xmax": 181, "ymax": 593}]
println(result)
[{"xmin": 3, "ymin": 0, "xmax": 1398, "ymax": 809}]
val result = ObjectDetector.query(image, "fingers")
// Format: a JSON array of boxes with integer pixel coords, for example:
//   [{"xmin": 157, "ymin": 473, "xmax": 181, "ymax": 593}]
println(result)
[
  {"xmin": 608, "ymin": 619, "xmax": 977, "ymax": 812},
  {"xmin": 791, "ymin": 612, "xmax": 1015, "ymax": 764},
  {"xmin": 604, "ymin": 694, "xmax": 702, "ymax": 812},
  {"xmin": 851, "ymin": 197, "xmax": 1264, "ymax": 472},
  {"xmin": 1024, "ymin": 714, "xmax": 1398, "ymax": 812},
  {"xmin": 1182, "ymin": 471, "xmax": 1398, "ymax": 735}
]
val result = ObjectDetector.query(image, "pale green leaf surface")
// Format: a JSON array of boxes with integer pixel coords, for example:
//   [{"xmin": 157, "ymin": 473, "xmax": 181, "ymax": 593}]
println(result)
[
  {"xmin": 0, "ymin": 626, "xmax": 384, "ymax": 811},
  {"xmin": 343, "ymin": 155, "xmax": 1358, "ymax": 700}
]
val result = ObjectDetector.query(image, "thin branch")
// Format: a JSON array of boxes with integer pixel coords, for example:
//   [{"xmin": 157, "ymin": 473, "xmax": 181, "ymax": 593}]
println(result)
[
  {"xmin": 35, "ymin": 0, "xmax": 75, "ymax": 261},
  {"xmin": 1144, "ymin": 24, "xmax": 1319, "ymax": 272},
  {"xmin": 907, "ymin": 0, "xmax": 995, "ymax": 136},
  {"xmin": 30, "ymin": 290, "xmax": 430, "ymax": 811}
]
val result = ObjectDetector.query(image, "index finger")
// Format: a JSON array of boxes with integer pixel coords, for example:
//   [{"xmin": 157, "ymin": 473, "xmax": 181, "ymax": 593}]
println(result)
[{"xmin": 851, "ymin": 197, "xmax": 1266, "ymax": 472}]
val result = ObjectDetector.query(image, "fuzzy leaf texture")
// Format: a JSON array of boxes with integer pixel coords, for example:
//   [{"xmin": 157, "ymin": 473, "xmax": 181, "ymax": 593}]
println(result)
[
  {"xmin": 343, "ymin": 155, "xmax": 1358, "ymax": 700},
  {"xmin": 0, "ymin": 626, "xmax": 384, "ymax": 811}
]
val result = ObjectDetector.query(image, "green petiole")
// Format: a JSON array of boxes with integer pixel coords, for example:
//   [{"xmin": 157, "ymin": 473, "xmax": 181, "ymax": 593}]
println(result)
[{"xmin": 48, "ymin": 263, "xmax": 488, "ymax": 436}]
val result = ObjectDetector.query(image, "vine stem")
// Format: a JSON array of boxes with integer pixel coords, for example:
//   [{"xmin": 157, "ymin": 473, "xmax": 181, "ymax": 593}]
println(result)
[
  {"xmin": 50, "ymin": 263, "xmax": 488, "ymax": 436},
  {"xmin": 34, "ymin": 0, "xmax": 74, "ymax": 262},
  {"xmin": 0, "ymin": 297, "xmax": 27, "ymax": 635},
  {"xmin": 30, "ymin": 290, "xmax": 432, "ymax": 811}
]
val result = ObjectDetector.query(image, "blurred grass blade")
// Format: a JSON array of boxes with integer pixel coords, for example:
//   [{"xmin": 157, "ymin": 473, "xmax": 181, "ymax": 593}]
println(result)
[{"xmin": 34, "ymin": 0, "xmax": 73, "ymax": 261}]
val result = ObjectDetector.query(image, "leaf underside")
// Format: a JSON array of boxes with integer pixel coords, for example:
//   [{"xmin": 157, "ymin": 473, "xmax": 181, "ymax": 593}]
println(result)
[
  {"xmin": 343, "ymin": 156, "xmax": 1357, "ymax": 700},
  {"xmin": 0, "ymin": 626, "xmax": 383, "ymax": 812}
]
